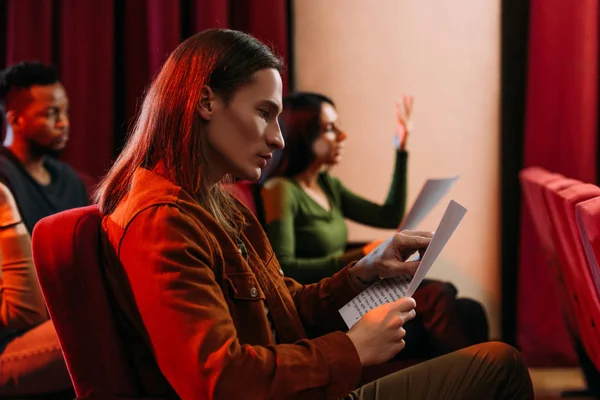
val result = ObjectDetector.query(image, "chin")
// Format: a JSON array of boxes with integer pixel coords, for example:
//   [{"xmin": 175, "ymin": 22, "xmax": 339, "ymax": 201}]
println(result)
[
  {"xmin": 43, "ymin": 147, "xmax": 66, "ymax": 158},
  {"xmin": 235, "ymin": 167, "xmax": 261, "ymax": 182}
]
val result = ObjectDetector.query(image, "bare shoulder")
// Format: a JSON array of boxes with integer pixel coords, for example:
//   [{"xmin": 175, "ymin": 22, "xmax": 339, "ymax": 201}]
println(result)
[{"xmin": 261, "ymin": 177, "xmax": 293, "ymax": 193}]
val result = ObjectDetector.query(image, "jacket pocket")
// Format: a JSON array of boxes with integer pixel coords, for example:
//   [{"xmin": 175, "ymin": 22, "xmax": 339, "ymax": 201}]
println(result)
[
  {"xmin": 225, "ymin": 272, "xmax": 266, "ymax": 301},
  {"xmin": 224, "ymin": 272, "xmax": 273, "ymax": 344}
]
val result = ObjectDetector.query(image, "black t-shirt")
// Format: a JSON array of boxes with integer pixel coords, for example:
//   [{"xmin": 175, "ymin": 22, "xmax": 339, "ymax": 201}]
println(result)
[{"xmin": 0, "ymin": 147, "xmax": 89, "ymax": 233}]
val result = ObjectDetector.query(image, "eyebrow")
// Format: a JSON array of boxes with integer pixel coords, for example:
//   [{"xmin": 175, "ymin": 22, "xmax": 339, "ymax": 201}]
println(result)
[
  {"xmin": 42, "ymin": 102, "xmax": 69, "ymax": 110},
  {"xmin": 260, "ymin": 99, "xmax": 283, "ymax": 115}
]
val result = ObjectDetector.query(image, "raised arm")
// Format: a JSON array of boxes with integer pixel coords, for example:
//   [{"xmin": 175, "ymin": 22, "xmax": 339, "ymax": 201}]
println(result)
[{"xmin": 337, "ymin": 149, "xmax": 408, "ymax": 228}]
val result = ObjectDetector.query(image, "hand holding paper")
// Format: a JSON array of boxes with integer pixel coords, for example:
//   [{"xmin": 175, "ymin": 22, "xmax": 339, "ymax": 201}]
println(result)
[
  {"xmin": 341, "ymin": 200, "xmax": 467, "ymax": 328},
  {"xmin": 346, "ymin": 297, "xmax": 417, "ymax": 366},
  {"xmin": 351, "ymin": 231, "xmax": 433, "ymax": 285}
]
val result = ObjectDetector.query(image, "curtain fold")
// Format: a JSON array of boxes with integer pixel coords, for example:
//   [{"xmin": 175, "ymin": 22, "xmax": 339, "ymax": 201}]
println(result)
[{"xmin": 1, "ymin": 0, "xmax": 290, "ymax": 181}]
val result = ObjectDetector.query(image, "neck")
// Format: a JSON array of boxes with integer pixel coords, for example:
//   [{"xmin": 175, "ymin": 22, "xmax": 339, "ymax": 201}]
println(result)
[
  {"xmin": 294, "ymin": 161, "xmax": 324, "ymax": 188},
  {"xmin": 3, "ymin": 128, "xmax": 46, "ymax": 172},
  {"xmin": 207, "ymin": 170, "xmax": 225, "ymax": 188},
  {"xmin": 201, "ymin": 142, "xmax": 226, "ymax": 187},
  {"xmin": 203, "ymin": 159, "xmax": 226, "ymax": 188}
]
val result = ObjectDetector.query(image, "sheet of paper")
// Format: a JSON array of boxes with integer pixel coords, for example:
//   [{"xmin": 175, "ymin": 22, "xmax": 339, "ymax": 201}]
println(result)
[
  {"xmin": 339, "ymin": 200, "xmax": 467, "ymax": 328},
  {"xmin": 339, "ymin": 274, "xmax": 413, "ymax": 329},
  {"xmin": 398, "ymin": 176, "xmax": 459, "ymax": 231},
  {"xmin": 404, "ymin": 200, "xmax": 466, "ymax": 296}
]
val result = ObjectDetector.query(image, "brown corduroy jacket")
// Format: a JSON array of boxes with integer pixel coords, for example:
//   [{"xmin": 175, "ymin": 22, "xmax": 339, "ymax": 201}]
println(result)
[{"xmin": 100, "ymin": 167, "xmax": 364, "ymax": 400}]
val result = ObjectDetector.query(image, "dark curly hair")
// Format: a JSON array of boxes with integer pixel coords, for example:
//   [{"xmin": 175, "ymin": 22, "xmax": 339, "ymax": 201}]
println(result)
[{"xmin": 0, "ymin": 61, "xmax": 59, "ymax": 108}]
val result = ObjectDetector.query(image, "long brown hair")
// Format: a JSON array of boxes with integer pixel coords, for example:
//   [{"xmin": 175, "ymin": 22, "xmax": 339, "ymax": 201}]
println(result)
[{"xmin": 94, "ymin": 29, "xmax": 282, "ymax": 236}]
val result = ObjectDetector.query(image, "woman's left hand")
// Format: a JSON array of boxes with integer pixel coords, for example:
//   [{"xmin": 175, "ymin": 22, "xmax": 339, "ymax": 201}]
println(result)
[
  {"xmin": 350, "ymin": 230, "xmax": 432, "ymax": 287},
  {"xmin": 395, "ymin": 95, "xmax": 414, "ymax": 151}
]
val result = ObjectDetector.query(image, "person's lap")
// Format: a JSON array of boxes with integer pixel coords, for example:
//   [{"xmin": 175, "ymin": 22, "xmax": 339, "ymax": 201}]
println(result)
[
  {"xmin": 360, "ymin": 279, "xmax": 489, "ymax": 385},
  {"xmin": 349, "ymin": 342, "xmax": 534, "ymax": 400},
  {"xmin": 0, "ymin": 320, "xmax": 73, "ymax": 397}
]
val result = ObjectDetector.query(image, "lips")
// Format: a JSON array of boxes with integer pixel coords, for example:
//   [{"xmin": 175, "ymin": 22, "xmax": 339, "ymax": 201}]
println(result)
[
  {"xmin": 52, "ymin": 134, "xmax": 69, "ymax": 147},
  {"xmin": 258, "ymin": 154, "xmax": 272, "ymax": 168},
  {"xmin": 258, "ymin": 154, "xmax": 272, "ymax": 163}
]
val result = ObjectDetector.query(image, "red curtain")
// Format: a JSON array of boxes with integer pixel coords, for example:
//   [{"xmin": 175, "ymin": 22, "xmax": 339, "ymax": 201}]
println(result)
[
  {"xmin": 0, "ymin": 0, "xmax": 290, "ymax": 181},
  {"xmin": 517, "ymin": 0, "xmax": 598, "ymax": 366}
]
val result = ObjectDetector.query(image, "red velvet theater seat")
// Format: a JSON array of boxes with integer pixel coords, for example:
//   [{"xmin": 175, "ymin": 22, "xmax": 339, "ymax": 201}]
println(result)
[
  {"xmin": 31, "ymin": 205, "xmax": 162, "ymax": 399},
  {"xmin": 223, "ymin": 180, "xmax": 266, "ymax": 225},
  {"xmin": 223, "ymin": 181, "xmax": 258, "ymax": 215},
  {"xmin": 576, "ymin": 196, "xmax": 600, "ymax": 300},
  {"xmin": 519, "ymin": 167, "xmax": 562, "ymax": 258},
  {"xmin": 545, "ymin": 183, "xmax": 600, "ymax": 370},
  {"xmin": 520, "ymin": 168, "xmax": 581, "ymax": 343}
]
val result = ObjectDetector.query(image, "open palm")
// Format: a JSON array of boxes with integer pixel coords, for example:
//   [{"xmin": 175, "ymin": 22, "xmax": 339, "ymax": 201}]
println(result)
[{"xmin": 395, "ymin": 95, "xmax": 414, "ymax": 150}]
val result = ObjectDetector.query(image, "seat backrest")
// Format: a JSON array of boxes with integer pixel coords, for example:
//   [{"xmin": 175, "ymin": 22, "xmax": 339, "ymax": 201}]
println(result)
[
  {"xmin": 542, "ymin": 178, "xmax": 582, "ymax": 288},
  {"xmin": 520, "ymin": 169, "xmax": 584, "ymax": 349},
  {"xmin": 540, "ymin": 178, "xmax": 583, "ymax": 328},
  {"xmin": 546, "ymin": 182, "xmax": 597, "ymax": 290},
  {"xmin": 545, "ymin": 182, "xmax": 600, "ymax": 367},
  {"xmin": 557, "ymin": 184, "xmax": 600, "ymax": 370},
  {"xmin": 223, "ymin": 180, "xmax": 266, "ymax": 225},
  {"xmin": 541, "ymin": 177, "xmax": 582, "ymax": 263},
  {"xmin": 519, "ymin": 167, "xmax": 562, "ymax": 256},
  {"xmin": 31, "ymin": 205, "xmax": 139, "ymax": 399},
  {"xmin": 576, "ymin": 196, "xmax": 600, "ymax": 300},
  {"xmin": 223, "ymin": 181, "xmax": 257, "ymax": 214}
]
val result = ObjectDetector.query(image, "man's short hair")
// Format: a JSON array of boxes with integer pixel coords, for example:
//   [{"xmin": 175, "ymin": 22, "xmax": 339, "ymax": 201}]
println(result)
[{"xmin": 0, "ymin": 61, "xmax": 60, "ymax": 110}]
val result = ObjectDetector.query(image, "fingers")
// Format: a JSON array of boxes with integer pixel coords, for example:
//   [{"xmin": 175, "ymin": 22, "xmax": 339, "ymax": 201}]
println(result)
[
  {"xmin": 395, "ymin": 231, "xmax": 432, "ymax": 261},
  {"xmin": 400, "ymin": 260, "xmax": 420, "ymax": 275},
  {"xmin": 399, "ymin": 230, "xmax": 433, "ymax": 239},
  {"xmin": 392, "ymin": 296, "xmax": 417, "ymax": 312},
  {"xmin": 398, "ymin": 339, "xmax": 406, "ymax": 350},
  {"xmin": 389, "ymin": 304, "xmax": 416, "ymax": 328},
  {"xmin": 396, "ymin": 102, "xmax": 407, "ymax": 123},
  {"xmin": 391, "ymin": 339, "xmax": 406, "ymax": 355},
  {"xmin": 401, "ymin": 309, "xmax": 417, "ymax": 324},
  {"xmin": 377, "ymin": 259, "xmax": 420, "ymax": 277},
  {"xmin": 397, "ymin": 95, "xmax": 414, "ymax": 120},
  {"xmin": 404, "ymin": 95, "xmax": 414, "ymax": 115},
  {"xmin": 399, "ymin": 327, "xmax": 406, "ymax": 339},
  {"xmin": 394, "ymin": 231, "xmax": 432, "ymax": 249}
]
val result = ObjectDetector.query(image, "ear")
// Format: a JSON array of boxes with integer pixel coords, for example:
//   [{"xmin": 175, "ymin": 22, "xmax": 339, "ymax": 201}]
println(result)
[
  {"xmin": 198, "ymin": 85, "xmax": 216, "ymax": 121},
  {"xmin": 5, "ymin": 110, "xmax": 19, "ymax": 129}
]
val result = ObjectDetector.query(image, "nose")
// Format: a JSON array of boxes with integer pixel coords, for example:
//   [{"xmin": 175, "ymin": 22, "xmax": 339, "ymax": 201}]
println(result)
[
  {"xmin": 56, "ymin": 112, "xmax": 69, "ymax": 130},
  {"xmin": 337, "ymin": 131, "xmax": 347, "ymax": 142},
  {"xmin": 268, "ymin": 121, "xmax": 285, "ymax": 150}
]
